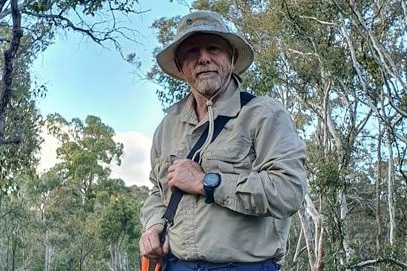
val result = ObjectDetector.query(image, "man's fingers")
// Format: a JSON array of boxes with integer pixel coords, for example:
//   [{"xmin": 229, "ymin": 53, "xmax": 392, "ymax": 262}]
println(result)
[
  {"xmin": 150, "ymin": 236, "xmax": 164, "ymax": 256},
  {"xmin": 140, "ymin": 237, "xmax": 162, "ymax": 258},
  {"xmin": 139, "ymin": 225, "xmax": 165, "ymax": 258},
  {"xmin": 162, "ymin": 234, "xmax": 170, "ymax": 254}
]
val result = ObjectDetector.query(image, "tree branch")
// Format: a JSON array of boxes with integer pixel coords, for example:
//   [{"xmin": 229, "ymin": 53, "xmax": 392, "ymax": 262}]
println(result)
[
  {"xmin": 22, "ymin": 9, "xmax": 142, "ymax": 59},
  {"xmin": 23, "ymin": 11, "xmax": 113, "ymax": 44},
  {"xmin": 349, "ymin": 258, "xmax": 407, "ymax": 270},
  {"xmin": 299, "ymin": 15, "xmax": 335, "ymax": 26},
  {"xmin": 348, "ymin": 0, "xmax": 407, "ymax": 92},
  {"xmin": 0, "ymin": 0, "xmax": 7, "ymax": 13}
]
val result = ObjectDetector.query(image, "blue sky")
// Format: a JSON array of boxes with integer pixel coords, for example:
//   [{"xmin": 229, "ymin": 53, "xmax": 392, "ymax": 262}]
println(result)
[
  {"xmin": 32, "ymin": 1, "xmax": 191, "ymax": 138},
  {"xmin": 34, "ymin": 1, "xmax": 191, "ymax": 186}
]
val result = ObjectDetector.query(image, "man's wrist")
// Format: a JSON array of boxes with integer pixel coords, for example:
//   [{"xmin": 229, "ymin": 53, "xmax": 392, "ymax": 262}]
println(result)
[
  {"xmin": 144, "ymin": 214, "xmax": 166, "ymax": 231},
  {"xmin": 203, "ymin": 173, "xmax": 221, "ymax": 204}
]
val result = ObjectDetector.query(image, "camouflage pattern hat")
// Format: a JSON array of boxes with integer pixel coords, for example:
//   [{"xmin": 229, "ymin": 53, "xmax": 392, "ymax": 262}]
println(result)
[{"xmin": 156, "ymin": 10, "xmax": 254, "ymax": 81}]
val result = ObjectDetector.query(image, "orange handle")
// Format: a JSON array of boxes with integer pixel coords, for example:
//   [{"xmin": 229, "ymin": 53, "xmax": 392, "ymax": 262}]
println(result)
[{"xmin": 141, "ymin": 256, "xmax": 162, "ymax": 271}]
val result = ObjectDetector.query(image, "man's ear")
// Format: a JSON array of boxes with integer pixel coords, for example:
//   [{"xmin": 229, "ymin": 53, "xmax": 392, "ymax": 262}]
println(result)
[
  {"xmin": 231, "ymin": 48, "xmax": 238, "ymax": 69},
  {"xmin": 174, "ymin": 58, "xmax": 182, "ymax": 72},
  {"xmin": 233, "ymin": 50, "xmax": 238, "ymax": 64}
]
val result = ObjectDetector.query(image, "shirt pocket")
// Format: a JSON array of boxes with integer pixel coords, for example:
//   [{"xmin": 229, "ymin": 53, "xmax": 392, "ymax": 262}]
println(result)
[{"xmin": 203, "ymin": 142, "xmax": 253, "ymax": 174}]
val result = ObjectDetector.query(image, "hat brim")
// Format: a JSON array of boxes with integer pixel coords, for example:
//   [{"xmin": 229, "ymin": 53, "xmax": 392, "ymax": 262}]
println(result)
[{"xmin": 156, "ymin": 30, "xmax": 254, "ymax": 81}]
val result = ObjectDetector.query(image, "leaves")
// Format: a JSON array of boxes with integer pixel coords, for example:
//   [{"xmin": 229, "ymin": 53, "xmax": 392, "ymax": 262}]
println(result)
[
  {"xmin": 149, "ymin": 0, "xmax": 407, "ymax": 269},
  {"xmin": 0, "ymin": 114, "xmax": 146, "ymax": 270}
]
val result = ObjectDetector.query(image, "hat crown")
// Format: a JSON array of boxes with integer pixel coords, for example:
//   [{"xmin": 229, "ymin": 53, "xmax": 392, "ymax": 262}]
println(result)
[{"xmin": 176, "ymin": 11, "xmax": 229, "ymax": 39}]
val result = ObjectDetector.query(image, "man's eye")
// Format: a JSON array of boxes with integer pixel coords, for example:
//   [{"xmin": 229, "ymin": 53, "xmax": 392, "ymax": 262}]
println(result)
[
  {"xmin": 180, "ymin": 47, "xmax": 198, "ymax": 56},
  {"xmin": 207, "ymin": 45, "xmax": 220, "ymax": 52},
  {"xmin": 187, "ymin": 47, "xmax": 199, "ymax": 54}
]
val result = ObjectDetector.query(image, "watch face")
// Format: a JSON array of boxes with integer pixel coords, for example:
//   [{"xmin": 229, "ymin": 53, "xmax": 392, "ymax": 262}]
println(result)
[{"xmin": 204, "ymin": 173, "xmax": 220, "ymax": 188}]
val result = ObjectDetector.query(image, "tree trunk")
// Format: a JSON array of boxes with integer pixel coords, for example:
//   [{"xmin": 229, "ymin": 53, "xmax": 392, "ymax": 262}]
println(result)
[
  {"xmin": 386, "ymin": 128, "xmax": 395, "ymax": 245},
  {"xmin": 0, "ymin": 193, "xmax": 2, "ymax": 224},
  {"xmin": 338, "ymin": 189, "xmax": 350, "ymax": 271},
  {"xmin": 298, "ymin": 194, "xmax": 324, "ymax": 271},
  {"xmin": 375, "ymin": 123, "xmax": 382, "ymax": 255},
  {"xmin": 0, "ymin": 0, "xmax": 23, "ymax": 145},
  {"xmin": 44, "ymin": 238, "xmax": 54, "ymax": 271}
]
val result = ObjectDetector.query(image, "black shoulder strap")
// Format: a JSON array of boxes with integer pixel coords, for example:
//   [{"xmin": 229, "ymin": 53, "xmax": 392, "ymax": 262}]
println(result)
[{"xmin": 160, "ymin": 92, "xmax": 255, "ymax": 235}]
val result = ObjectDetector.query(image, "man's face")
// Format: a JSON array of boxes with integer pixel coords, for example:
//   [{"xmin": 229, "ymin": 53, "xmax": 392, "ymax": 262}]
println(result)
[{"xmin": 176, "ymin": 33, "xmax": 233, "ymax": 97}]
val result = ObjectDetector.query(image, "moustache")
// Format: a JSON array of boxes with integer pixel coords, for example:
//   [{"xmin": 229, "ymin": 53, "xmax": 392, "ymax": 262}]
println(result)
[{"xmin": 195, "ymin": 65, "xmax": 218, "ymax": 74}]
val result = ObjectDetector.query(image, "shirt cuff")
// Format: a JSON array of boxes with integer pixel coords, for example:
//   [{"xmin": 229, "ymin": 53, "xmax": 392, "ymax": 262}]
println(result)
[{"xmin": 144, "ymin": 211, "xmax": 165, "ymax": 230}]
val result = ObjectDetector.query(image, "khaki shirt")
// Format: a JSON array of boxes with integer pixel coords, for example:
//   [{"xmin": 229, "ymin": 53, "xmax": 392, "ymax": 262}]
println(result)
[{"xmin": 141, "ymin": 77, "xmax": 307, "ymax": 262}]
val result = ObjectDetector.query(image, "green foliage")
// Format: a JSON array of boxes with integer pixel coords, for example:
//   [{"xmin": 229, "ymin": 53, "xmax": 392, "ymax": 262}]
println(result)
[
  {"xmin": 1, "ymin": 0, "xmax": 406, "ymax": 269},
  {"xmin": 44, "ymin": 114, "xmax": 123, "ymax": 200},
  {"xmin": 149, "ymin": 0, "xmax": 407, "ymax": 270},
  {"xmin": 0, "ymin": 35, "xmax": 42, "ymax": 196},
  {"xmin": 0, "ymin": 0, "xmax": 157, "ymax": 269},
  {"xmin": 0, "ymin": 0, "xmax": 141, "ymax": 204},
  {"xmin": 99, "ymin": 195, "xmax": 140, "ymax": 244},
  {"xmin": 0, "ymin": 114, "xmax": 145, "ymax": 270},
  {"xmin": 313, "ymin": 158, "xmax": 341, "ymax": 194},
  {"xmin": 40, "ymin": 115, "xmax": 141, "ymax": 270},
  {"xmin": 27, "ymin": 0, "xmax": 139, "ymax": 16}
]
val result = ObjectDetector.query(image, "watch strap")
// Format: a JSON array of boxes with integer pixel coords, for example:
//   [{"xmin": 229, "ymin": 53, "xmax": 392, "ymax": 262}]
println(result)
[{"xmin": 204, "ymin": 190, "xmax": 215, "ymax": 204}]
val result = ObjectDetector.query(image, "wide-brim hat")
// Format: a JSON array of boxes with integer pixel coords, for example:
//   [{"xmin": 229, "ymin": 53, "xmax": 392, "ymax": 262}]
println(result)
[{"xmin": 156, "ymin": 11, "xmax": 254, "ymax": 81}]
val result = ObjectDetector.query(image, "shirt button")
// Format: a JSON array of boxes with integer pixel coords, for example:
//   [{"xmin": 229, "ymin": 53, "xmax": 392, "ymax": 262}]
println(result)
[
  {"xmin": 186, "ymin": 209, "xmax": 192, "ymax": 215},
  {"xmin": 206, "ymin": 151, "xmax": 212, "ymax": 157}
]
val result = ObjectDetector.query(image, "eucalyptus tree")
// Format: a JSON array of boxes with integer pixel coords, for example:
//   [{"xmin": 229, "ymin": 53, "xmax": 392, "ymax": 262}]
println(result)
[
  {"xmin": 94, "ymin": 178, "xmax": 143, "ymax": 271},
  {"xmin": 148, "ymin": 0, "xmax": 406, "ymax": 270},
  {"xmin": 0, "ymin": 169, "xmax": 46, "ymax": 270},
  {"xmin": 342, "ymin": 0, "xmax": 407, "ymax": 251},
  {"xmin": 0, "ymin": 21, "xmax": 42, "ymax": 240},
  {"xmin": 45, "ymin": 114, "xmax": 123, "ymax": 202},
  {"xmin": 0, "ymin": 0, "xmax": 143, "ymax": 213},
  {"xmin": 34, "ymin": 114, "xmax": 127, "ymax": 270},
  {"xmin": 0, "ymin": 0, "xmax": 142, "ymax": 142}
]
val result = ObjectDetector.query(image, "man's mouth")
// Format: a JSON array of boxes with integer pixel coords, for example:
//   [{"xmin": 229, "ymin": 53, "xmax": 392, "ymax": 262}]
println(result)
[{"xmin": 196, "ymin": 70, "xmax": 217, "ymax": 77}]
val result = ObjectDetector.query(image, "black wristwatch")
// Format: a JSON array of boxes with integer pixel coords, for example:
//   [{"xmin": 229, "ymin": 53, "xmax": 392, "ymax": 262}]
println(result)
[{"xmin": 203, "ymin": 173, "xmax": 221, "ymax": 204}]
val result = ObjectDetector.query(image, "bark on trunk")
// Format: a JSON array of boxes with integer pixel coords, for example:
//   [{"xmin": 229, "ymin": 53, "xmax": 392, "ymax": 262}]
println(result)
[
  {"xmin": 0, "ymin": 0, "xmax": 23, "ymax": 145},
  {"xmin": 375, "ymin": 124, "xmax": 382, "ymax": 255},
  {"xmin": 386, "ymin": 128, "xmax": 395, "ymax": 245}
]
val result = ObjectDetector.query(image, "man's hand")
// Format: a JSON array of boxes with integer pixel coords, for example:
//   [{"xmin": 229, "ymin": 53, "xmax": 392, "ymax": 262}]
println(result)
[
  {"xmin": 139, "ymin": 224, "xmax": 169, "ymax": 258},
  {"xmin": 167, "ymin": 159, "xmax": 205, "ymax": 195}
]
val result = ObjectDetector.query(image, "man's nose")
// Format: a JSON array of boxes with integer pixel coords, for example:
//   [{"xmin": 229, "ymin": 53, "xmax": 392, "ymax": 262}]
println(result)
[{"xmin": 197, "ymin": 48, "xmax": 211, "ymax": 64}]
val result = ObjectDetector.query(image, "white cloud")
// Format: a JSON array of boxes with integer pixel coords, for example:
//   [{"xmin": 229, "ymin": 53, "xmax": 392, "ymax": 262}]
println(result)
[
  {"xmin": 111, "ymin": 132, "xmax": 152, "ymax": 187},
  {"xmin": 37, "ymin": 131, "xmax": 61, "ymax": 173},
  {"xmin": 38, "ymin": 130, "xmax": 153, "ymax": 187}
]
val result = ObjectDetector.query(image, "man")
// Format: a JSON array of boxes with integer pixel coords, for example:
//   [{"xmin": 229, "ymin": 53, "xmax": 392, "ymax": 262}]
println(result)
[{"xmin": 139, "ymin": 10, "xmax": 307, "ymax": 271}]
